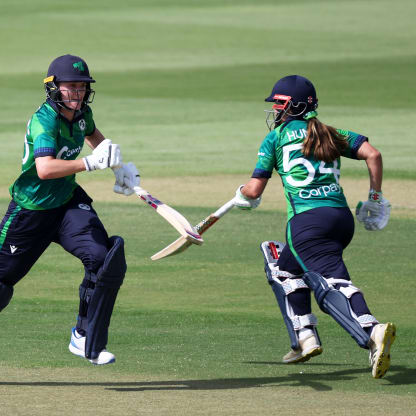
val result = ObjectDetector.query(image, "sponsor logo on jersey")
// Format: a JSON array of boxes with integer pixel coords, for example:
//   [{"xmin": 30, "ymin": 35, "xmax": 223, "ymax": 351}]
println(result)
[
  {"xmin": 78, "ymin": 203, "xmax": 91, "ymax": 211},
  {"xmin": 56, "ymin": 145, "xmax": 82, "ymax": 160},
  {"xmin": 10, "ymin": 245, "xmax": 18, "ymax": 254},
  {"xmin": 79, "ymin": 119, "xmax": 86, "ymax": 131},
  {"xmin": 299, "ymin": 183, "xmax": 341, "ymax": 199}
]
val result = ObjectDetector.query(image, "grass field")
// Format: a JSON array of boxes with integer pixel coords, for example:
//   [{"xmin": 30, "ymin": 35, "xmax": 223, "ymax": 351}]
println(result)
[{"xmin": 0, "ymin": 1, "xmax": 415, "ymax": 415}]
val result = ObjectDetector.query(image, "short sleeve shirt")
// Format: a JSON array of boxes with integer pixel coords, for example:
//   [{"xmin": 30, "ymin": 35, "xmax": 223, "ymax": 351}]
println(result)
[
  {"xmin": 9, "ymin": 101, "xmax": 95, "ymax": 210},
  {"xmin": 252, "ymin": 120, "xmax": 367, "ymax": 220}
]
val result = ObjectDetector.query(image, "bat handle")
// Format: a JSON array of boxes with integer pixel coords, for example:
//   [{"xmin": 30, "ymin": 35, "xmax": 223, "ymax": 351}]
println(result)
[
  {"xmin": 213, "ymin": 199, "xmax": 235, "ymax": 218},
  {"xmin": 132, "ymin": 186, "xmax": 147, "ymax": 196}
]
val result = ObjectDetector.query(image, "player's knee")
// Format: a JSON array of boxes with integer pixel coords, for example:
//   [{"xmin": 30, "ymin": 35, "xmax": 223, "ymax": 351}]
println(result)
[
  {"xmin": 97, "ymin": 236, "xmax": 127, "ymax": 287},
  {"xmin": 83, "ymin": 244, "xmax": 110, "ymax": 273},
  {"xmin": 0, "ymin": 282, "xmax": 13, "ymax": 312}
]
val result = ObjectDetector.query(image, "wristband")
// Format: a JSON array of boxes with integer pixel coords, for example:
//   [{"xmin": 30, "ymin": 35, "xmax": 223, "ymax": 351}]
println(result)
[{"xmin": 368, "ymin": 189, "xmax": 382, "ymax": 202}]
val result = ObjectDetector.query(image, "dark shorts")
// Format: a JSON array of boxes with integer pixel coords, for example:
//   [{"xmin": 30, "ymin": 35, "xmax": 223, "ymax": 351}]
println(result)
[
  {"xmin": 277, "ymin": 206, "xmax": 354, "ymax": 279},
  {"xmin": 0, "ymin": 186, "xmax": 109, "ymax": 287}
]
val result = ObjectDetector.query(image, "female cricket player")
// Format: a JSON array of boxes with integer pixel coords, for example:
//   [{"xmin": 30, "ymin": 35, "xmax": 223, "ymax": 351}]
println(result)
[
  {"xmin": 0, "ymin": 54, "xmax": 140, "ymax": 365},
  {"xmin": 233, "ymin": 75, "xmax": 395, "ymax": 378}
]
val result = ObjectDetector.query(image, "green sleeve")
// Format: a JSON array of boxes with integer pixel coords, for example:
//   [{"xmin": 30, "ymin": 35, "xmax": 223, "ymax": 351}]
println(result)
[
  {"xmin": 252, "ymin": 131, "xmax": 278, "ymax": 178},
  {"xmin": 337, "ymin": 128, "xmax": 368, "ymax": 159},
  {"xmin": 31, "ymin": 112, "xmax": 59, "ymax": 157}
]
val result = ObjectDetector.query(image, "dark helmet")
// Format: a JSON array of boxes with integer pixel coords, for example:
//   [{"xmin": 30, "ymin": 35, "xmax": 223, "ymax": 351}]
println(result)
[
  {"xmin": 264, "ymin": 75, "xmax": 318, "ymax": 130},
  {"xmin": 43, "ymin": 54, "xmax": 95, "ymax": 109}
]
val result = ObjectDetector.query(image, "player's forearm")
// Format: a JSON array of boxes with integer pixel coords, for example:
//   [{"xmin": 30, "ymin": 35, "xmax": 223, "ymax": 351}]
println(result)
[
  {"xmin": 356, "ymin": 142, "xmax": 383, "ymax": 192},
  {"xmin": 36, "ymin": 157, "xmax": 86, "ymax": 179},
  {"xmin": 85, "ymin": 128, "xmax": 106, "ymax": 149},
  {"xmin": 365, "ymin": 153, "xmax": 383, "ymax": 192}
]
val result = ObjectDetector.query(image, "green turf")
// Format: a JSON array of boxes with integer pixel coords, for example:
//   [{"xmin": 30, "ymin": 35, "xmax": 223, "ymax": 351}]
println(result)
[
  {"xmin": 0, "ymin": 0, "xmax": 415, "ymax": 414},
  {"xmin": 1, "ymin": 203, "xmax": 415, "ymax": 380}
]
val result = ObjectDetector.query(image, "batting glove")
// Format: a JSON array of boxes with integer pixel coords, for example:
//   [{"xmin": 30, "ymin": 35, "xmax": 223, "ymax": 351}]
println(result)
[
  {"xmin": 113, "ymin": 162, "xmax": 140, "ymax": 196},
  {"xmin": 356, "ymin": 190, "xmax": 391, "ymax": 231},
  {"xmin": 83, "ymin": 139, "xmax": 122, "ymax": 171},
  {"xmin": 233, "ymin": 185, "xmax": 262, "ymax": 210}
]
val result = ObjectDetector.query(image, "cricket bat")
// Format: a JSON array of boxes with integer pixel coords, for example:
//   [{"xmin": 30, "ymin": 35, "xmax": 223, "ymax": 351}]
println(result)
[
  {"xmin": 132, "ymin": 186, "xmax": 204, "ymax": 246},
  {"xmin": 151, "ymin": 198, "xmax": 235, "ymax": 260}
]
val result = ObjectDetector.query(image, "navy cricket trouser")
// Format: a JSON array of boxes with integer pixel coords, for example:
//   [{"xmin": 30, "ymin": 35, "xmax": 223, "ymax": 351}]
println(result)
[
  {"xmin": 0, "ymin": 186, "xmax": 109, "ymax": 287},
  {"xmin": 277, "ymin": 206, "xmax": 354, "ymax": 279},
  {"xmin": 275, "ymin": 206, "xmax": 372, "ymax": 318}
]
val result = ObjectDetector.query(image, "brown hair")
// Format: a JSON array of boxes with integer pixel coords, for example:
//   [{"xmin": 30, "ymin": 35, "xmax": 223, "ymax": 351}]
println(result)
[{"xmin": 302, "ymin": 118, "xmax": 348, "ymax": 163}]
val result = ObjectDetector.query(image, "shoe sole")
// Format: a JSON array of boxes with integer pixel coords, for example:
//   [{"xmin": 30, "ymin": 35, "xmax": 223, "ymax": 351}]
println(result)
[
  {"xmin": 89, "ymin": 357, "xmax": 116, "ymax": 365},
  {"xmin": 372, "ymin": 322, "xmax": 396, "ymax": 379},
  {"xmin": 284, "ymin": 346, "xmax": 323, "ymax": 364}
]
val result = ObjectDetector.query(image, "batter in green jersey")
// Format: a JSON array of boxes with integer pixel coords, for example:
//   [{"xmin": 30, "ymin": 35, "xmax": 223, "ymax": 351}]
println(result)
[
  {"xmin": 232, "ymin": 75, "xmax": 395, "ymax": 379},
  {"xmin": 253, "ymin": 120, "xmax": 367, "ymax": 220},
  {"xmin": 0, "ymin": 54, "xmax": 141, "ymax": 366}
]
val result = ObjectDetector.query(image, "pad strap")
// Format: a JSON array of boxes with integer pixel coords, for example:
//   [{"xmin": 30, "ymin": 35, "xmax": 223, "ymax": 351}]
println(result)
[
  {"xmin": 291, "ymin": 313, "xmax": 318, "ymax": 330},
  {"xmin": 281, "ymin": 278, "xmax": 309, "ymax": 295},
  {"xmin": 269, "ymin": 266, "xmax": 298, "ymax": 280},
  {"xmin": 337, "ymin": 284, "xmax": 361, "ymax": 298},
  {"xmin": 357, "ymin": 314, "xmax": 378, "ymax": 327}
]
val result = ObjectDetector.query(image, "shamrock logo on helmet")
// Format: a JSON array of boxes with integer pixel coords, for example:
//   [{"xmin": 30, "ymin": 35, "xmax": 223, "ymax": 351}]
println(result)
[{"xmin": 73, "ymin": 61, "xmax": 85, "ymax": 72}]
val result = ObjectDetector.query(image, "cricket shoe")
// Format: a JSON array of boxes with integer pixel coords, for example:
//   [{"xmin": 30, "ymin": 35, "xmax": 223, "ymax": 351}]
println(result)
[
  {"xmin": 369, "ymin": 322, "xmax": 396, "ymax": 379},
  {"xmin": 282, "ymin": 334, "xmax": 323, "ymax": 364},
  {"xmin": 69, "ymin": 327, "xmax": 115, "ymax": 365}
]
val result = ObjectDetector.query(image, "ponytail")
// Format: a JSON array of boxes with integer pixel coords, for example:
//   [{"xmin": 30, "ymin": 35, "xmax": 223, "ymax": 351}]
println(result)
[{"xmin": 303, "ymin": 118, "xmax": 348, "ymax": 163}]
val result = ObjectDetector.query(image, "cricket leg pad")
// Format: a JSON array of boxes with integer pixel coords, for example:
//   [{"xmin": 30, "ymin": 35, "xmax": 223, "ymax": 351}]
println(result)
[
  {"xmin": 77, "ymin": 273, "xmax": 96, "ymax": 334},
  {"xmin": 85, "ymin": 236, "xmax": 127, "ymax": 359},
  {"xmin": 0, "ymin": 282, "xmax": 13, "ymax": 312},
  {"xmin": 303, "ymin": 271, "xmax": 370, "ymax": 348},
  {"xmin": 328, "ymin": 278, "xmax": 379, "ymax": 329},
  {"xmin": 261, "ymin": 241, "xmax": 320, "ymax": 350}
]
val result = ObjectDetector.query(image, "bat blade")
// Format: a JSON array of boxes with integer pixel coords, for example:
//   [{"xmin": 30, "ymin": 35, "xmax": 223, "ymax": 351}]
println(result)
[
  {"xmin": 133, "ymin": 186, "xmax": 203, "ymax": 246},
  {"xmin": 151, "ymin": 199, "xmax": 235, "ymax": 260},
  {"xmin": 151, "ymin": 236, "xmax": 191, "ymax": 261}
]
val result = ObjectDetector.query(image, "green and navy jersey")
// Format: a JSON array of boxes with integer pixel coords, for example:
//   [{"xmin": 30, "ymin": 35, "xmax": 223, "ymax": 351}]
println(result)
[
  {"xmin": 252, "ymin": 119, "xmax": 367, "ymax": 220},
  {"xmin": 9, "ymin": 101, "xmax": 95, "ymax": 210}
]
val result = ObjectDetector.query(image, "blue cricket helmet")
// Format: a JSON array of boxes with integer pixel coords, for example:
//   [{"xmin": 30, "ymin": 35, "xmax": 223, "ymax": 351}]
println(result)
[
  {"xmin": 43, "ymin": 54, "xmax": 95, "ymax": 109},
  {"xmin": 46, "ymin": 54, "xmax": 95, "ymax": 83},
  {"xmin": 264, "ymin": 75, "xmax": 318, "ymax": 129},
  {"xmin": 265, "ymin": 75, "xmax": 317, "ymax": 108}
]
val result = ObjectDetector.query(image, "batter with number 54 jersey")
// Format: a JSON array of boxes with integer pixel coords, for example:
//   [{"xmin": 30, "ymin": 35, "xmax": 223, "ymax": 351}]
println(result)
[{"xmin": 232, "ymin": 75, "xmax": 395, "ymax": 379}]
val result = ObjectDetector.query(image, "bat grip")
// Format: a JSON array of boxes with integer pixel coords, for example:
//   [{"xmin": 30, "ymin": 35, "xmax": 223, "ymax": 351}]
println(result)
[
  {"xmin": 133, "ymin": 186, "xmax": 146, "ymax": 196},
  {"xmin": 213, "ymin": 199, "xmax": 235, "ymax": 218}
]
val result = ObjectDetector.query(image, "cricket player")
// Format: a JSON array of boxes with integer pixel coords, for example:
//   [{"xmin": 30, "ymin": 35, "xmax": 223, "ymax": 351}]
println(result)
[
  {"xmin": 233, "ymin": 75, "xmax": 395, "ymax": 378},
  {"xmin": 0, "ymin": 54, "xmax": 140, "ymax": 365}
]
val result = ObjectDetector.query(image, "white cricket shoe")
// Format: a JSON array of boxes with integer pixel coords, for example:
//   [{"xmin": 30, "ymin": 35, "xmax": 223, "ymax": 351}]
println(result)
[
  {"xmin": 69, "ymin": 327, "xmax": 115, "ymax": 365},
  {"xmin": 282, "ymin": 334, "xmax": 323, "ymax": 364},
  {"xmin": 369, "ymin": 322, "xmax": 396, "ymax": 379}
]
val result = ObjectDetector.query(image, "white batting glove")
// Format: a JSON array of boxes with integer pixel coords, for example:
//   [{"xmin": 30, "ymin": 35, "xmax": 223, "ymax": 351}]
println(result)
[
  {"xmin": 233, "ymin": 185, "xmax": 262, "ymax": 210},
  {"xmin": 112, "ymin": 162, "xmax": 140, "ymax": 196},
  {"xmin": 356, "ymin": 190, "xmax": 391, "ymax": 231},
  {"xmin": 83, "ymin": 139, "xmax": 122, "ymax": 172}
]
